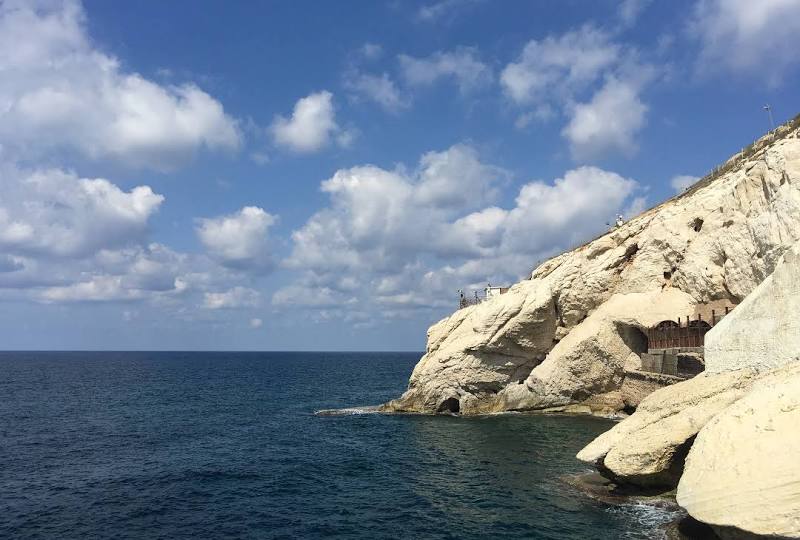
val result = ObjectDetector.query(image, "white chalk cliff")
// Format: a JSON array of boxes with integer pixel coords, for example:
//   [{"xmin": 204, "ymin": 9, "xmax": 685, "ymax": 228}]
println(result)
[
  {"xmin": 383, "ymin": 116, "xmax": 800, "ymax": 416},
  {"xmin": 578, "ymin": 240, "xmax": 800, "ymax": 538}
]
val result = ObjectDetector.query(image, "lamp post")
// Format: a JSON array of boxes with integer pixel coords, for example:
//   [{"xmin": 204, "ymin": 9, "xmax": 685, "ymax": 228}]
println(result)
[{"xmin": 764, "ymin": 104, "xmax": 775, "ymax": 130}]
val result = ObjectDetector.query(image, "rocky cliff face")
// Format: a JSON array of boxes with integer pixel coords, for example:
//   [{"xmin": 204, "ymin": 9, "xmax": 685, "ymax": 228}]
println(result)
[
  {"xmin": 578, "ymin": 240, "xmax": 800, "ymax": 538},
  {"xmin": 383, "ymin": 116, "xmax": 800, "ymax": 415}
]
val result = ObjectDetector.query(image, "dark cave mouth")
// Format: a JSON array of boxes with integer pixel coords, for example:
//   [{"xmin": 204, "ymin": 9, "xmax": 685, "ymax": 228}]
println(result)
[{"xmin": 437, "ymin": 397, "xmax": 460, "ymax": 414}]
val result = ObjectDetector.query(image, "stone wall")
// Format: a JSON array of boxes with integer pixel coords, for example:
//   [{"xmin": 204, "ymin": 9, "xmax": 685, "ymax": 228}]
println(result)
[{"xmin": 705, "ymin": 243, "xmax": 800, "ymax": 374}]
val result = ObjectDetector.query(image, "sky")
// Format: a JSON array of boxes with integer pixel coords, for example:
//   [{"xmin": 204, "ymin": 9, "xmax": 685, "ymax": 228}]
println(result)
[{"xmin": 0, "ymin": 0, "xmax": 799, "ymax": 351}]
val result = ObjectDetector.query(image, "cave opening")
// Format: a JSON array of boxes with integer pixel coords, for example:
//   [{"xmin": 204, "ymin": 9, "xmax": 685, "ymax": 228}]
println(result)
[
  {"xmin": 616, "ymin": 323, "xmax": 649, "ymax": 356},
  {"xmin": 437, "ymin": 397, "xmax": 460, "ymax": 414}
]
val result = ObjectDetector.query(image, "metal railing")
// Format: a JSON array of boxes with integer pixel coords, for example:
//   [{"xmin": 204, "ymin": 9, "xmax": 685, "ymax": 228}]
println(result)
[
  {"xmin": 458, "ymin": 290, "xmax": 485, "ymax": 309},
  {"xmin": 646, "ymin": 307, "xmax": 732, "ymax": 350}
]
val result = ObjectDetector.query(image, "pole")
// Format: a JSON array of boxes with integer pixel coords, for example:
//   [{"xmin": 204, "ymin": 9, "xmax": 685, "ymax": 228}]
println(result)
[{"xmin": 764, "ymin": 104, "xmax": 775, "ymax": 130}]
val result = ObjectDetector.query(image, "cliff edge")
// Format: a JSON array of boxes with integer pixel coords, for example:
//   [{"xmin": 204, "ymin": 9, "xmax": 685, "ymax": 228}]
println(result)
[{"xmin": 383, "ymin": 114, "xmax": 800, "ymax": 415}]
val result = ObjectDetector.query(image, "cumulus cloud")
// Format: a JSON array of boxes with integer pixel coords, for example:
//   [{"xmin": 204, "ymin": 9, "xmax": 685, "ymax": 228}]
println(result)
[
  {"xmin": 562, "ymin": 77, "xmax": 648, "ymax": 161},
  {"xmin": 0, "ymin": 0, "xmax": 241, "ymax": 169},
  {"xmin": 38, "ymin": 275, "xmax": 143, "ymax": 303},
  {"xmin": 249, "ymin": 317, "xmax": 263, "ymax": 329},
  {"xmin": 689, "ymin": 0, "xmax": 800, "ymax": 84},
  {"xmin": 670, "ymin": 174, "xmax": 700, "ymax": 193},
  {"xmin": 29, "ymin": 243, "xmax": 193, "ymax": 303},
  {"xmin": 501, "ymin": 25, "xmax": 653, "ymax": 160},
  {"xmin": 0, "ymin": 165, "xmax": 163, "ymax": 258},
  {"xmin": 399, "ymin": 48, "xmax": 492, "ymax": 93},
  {"xmin": 501, "ymin": 26, "xmax": 620, "ymax": 107},
  {"xmin": 196, "ymin": 206, "xmax": 277, "ymax": 272},
  {"xmin": 203, "ymin": 287, "xmax": 261, "ymax": 309},
  {"xmin": 278, "ymin": 145, "xmax": 638, "ymax": 314},
  {"xmin": 284, "ymin": 144, "xmax": 505, "ymax": 276},
  {"xmin": 270, "ymin": 91, "xmax": 353, "ymax": 152},
  {"xmin": 344, "ymin": 72, "xmax": 408, "ymax": 112}
]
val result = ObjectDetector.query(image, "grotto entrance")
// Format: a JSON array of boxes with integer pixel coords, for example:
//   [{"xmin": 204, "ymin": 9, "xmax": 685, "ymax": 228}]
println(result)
[{"xmin": 437, "ymin": 397, "xmax": 460, "ymax": 414}]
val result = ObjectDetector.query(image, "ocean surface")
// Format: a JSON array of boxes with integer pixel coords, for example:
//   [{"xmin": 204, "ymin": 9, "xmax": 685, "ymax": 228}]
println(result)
[{"xmin": 0, "ymin": 351, "xmax": 681, "ymax": 539}]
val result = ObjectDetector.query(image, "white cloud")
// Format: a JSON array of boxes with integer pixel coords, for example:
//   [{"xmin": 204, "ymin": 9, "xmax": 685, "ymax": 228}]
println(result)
[
  {"xmin": 0, "ymin": 165, "xmax": 163, "ymax": 258},
  {"xmin": 203, "ymin": 287, "xmax": 261, "ymax": 309},
  {"xmin": 359, "ymin": 43, "xmax": 383, "ymax": 60},
  {"xmin": 618, "ymin": 0, "xmax": 653, "ymax": 26},
  {"xmin": 272, "ymin": 284, "xmax": 350, "ymax": 308},
  {"xmin": 39, "ymin": 275, "xmax": 144, "ymax": 303},
  {"xmin": 249, "ymin": 317, "xmax": 263, "ymax": 328},
  {"xmin": 399, "ymin": 48, "xmax": 492, "ymax": 93},
  {"xmin": 670, "ymin": 174, "xmax": 699, "ymax": 193},
  {"xmin": 270, "ymin": 91, "xmax": 352, "ymax": 153},
  {"xmin": 499, "ymin": 166, "xmax": 638, "ymax": 253},
  {"xmin": 501, "ymin": 25, "xmax": 654, "ymax": 160},
  {"xmin": 278, "ymin": 146, "xmax": 638, "ymax": 314},
  {"xmin": 344, "ymin": 72, "xmax": 408, "ymax": 112},
  {"xmin": 500, "ymin": 26, "xmax": 620, "ymax": 106},
  {"xmin": 624, "ymin": 196, "xmax": 649, "ymax": 219},
  {"xmin": 690, "ymin": 0, "xmax": 800, "ymax": 84},
  {"xmin": 196, "ymin": 206, "xmax": 277, "ymax": 271},
  {"xmin": 416, "ymin": 0, "xmax": 482, "ymax": 22},
  {"xmin": 562, "ymin": 77, "xmax": 648, "ymax": 161},
  {"xmin": 284, "ymin": 144, "xmax": 504, "ymax": 276},
  {"xmin": 250, "ymin": 151, "xmax": 270, "ymax": 165},
  {"xmin": 0, "ymin": 0, "xmax": 241, "ymax": 169}
]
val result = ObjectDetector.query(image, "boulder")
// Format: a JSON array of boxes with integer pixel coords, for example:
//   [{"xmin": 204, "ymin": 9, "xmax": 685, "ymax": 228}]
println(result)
[
  {"xmin": 705, "ymin": 242, "xmax": 800, "ymax": 374},
  {"xmin": 576, "ymin": 368, "xmax": 758, "ymax": 487},
  {"xmin": 676, "ymin": 364, "xmax": 800, "ymax": 539}
]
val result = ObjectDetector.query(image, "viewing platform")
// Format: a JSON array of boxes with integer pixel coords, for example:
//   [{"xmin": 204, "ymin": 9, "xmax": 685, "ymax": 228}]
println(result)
[{"xmin": 458, "ymin": 284, "xmax": 509, "ymax": 309}]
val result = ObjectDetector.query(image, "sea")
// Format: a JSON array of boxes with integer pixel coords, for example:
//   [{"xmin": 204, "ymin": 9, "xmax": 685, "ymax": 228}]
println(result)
[{"xmin": 0, "ymin": 351, "xmax": 682, "ymax": 539}]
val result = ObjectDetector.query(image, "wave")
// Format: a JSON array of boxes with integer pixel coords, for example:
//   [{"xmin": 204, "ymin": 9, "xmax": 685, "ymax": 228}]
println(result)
[
  {"xmin": 605, "ymin": 500, "xmax": 686, "ymax": 540},
  {"xmin": 314, "ymin": 405, "xmax": 382, "ymax": 416}
]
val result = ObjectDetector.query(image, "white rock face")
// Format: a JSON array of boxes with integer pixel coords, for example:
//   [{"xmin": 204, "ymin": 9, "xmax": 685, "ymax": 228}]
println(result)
[
  {"xmin": 705, "ymin": 243, "xmax": 800, "ymax": 374},
  {"xmin": 576, "ymin": 368, "xmax": 758, "ymax": 487},
  {"xmin": 385, "ymin": 123, "xmax": 800, "ymax": 414},
  {"xmin": 676, "ymin": 363, "xmax": 800, "ymax": 539},
  {"xmin": 578, "ymin": 234, "xmax": 800, "ymax": 537}
]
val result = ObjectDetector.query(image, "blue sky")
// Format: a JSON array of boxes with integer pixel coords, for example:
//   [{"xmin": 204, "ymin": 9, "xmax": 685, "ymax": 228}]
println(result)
[{"xmin": 0, "ymin": 0, "xmax": 798, "ymax": 351}]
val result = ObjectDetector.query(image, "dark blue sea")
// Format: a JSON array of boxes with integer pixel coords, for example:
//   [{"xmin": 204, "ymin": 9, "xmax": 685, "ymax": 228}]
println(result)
[{"xmin": 0, "ymin": 352, "xmax": 680, "ymax": 539}]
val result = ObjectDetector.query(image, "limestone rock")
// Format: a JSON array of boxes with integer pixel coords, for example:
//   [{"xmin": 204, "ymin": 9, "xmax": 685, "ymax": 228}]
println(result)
[
  {"xmin": 705, "ymin": 242, "xmax": 800, "ymax": 374},
  {"xmin": 676, "ymin": 364, "xmax": 800, "ymax": 539},
  {"xmin": 576, "ymin": 368, "xmax": 758, "ymax": 487},
  {"xmin": 386, "ymin": 120, "xmax": 800, "ymax": 414},
  {"xmin": 578, "ymin": 237, "xmax": 800, "ymax": 536}
]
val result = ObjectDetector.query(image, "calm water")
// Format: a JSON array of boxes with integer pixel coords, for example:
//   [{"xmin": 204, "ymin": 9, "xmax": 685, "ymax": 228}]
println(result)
[{"xmin": 0, "ymin": 352, "xmax": 678, "ymax": 539}]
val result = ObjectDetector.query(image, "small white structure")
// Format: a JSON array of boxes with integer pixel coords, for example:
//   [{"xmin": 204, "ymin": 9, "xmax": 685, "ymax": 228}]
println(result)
[{"xmin": 484, "ymin": 284, "xmax": 509, "ymax": 299}]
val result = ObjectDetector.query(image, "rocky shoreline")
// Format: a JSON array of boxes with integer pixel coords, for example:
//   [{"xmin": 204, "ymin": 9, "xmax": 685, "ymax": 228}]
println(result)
[
  {"xmin": 383, "ymin": 116, "xmax": 800, "ymax": 538},
  {"xmin": 564, "ymin": 472, "xmax": 719, "ymax": 540}
]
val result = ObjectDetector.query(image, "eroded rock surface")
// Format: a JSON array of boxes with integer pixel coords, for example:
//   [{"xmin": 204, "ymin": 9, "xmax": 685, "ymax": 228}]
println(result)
[
  {"xmin": 675, "ymin": 364, "xmax": 800, "ymax": 539},
  {"xmin": 579, "ymin": 239, "xmax": 800, "ymax": 538},
  {"xmin": 385, "ymin": 121, "xmax": 800, "ymax": 415},
  {"xmin": 704, "ymin": 241, "xmax": 800, "ymax": 374},
  {"xmin": 576, "ymin": 368, "xmax": 758, "ymax": 487}
]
